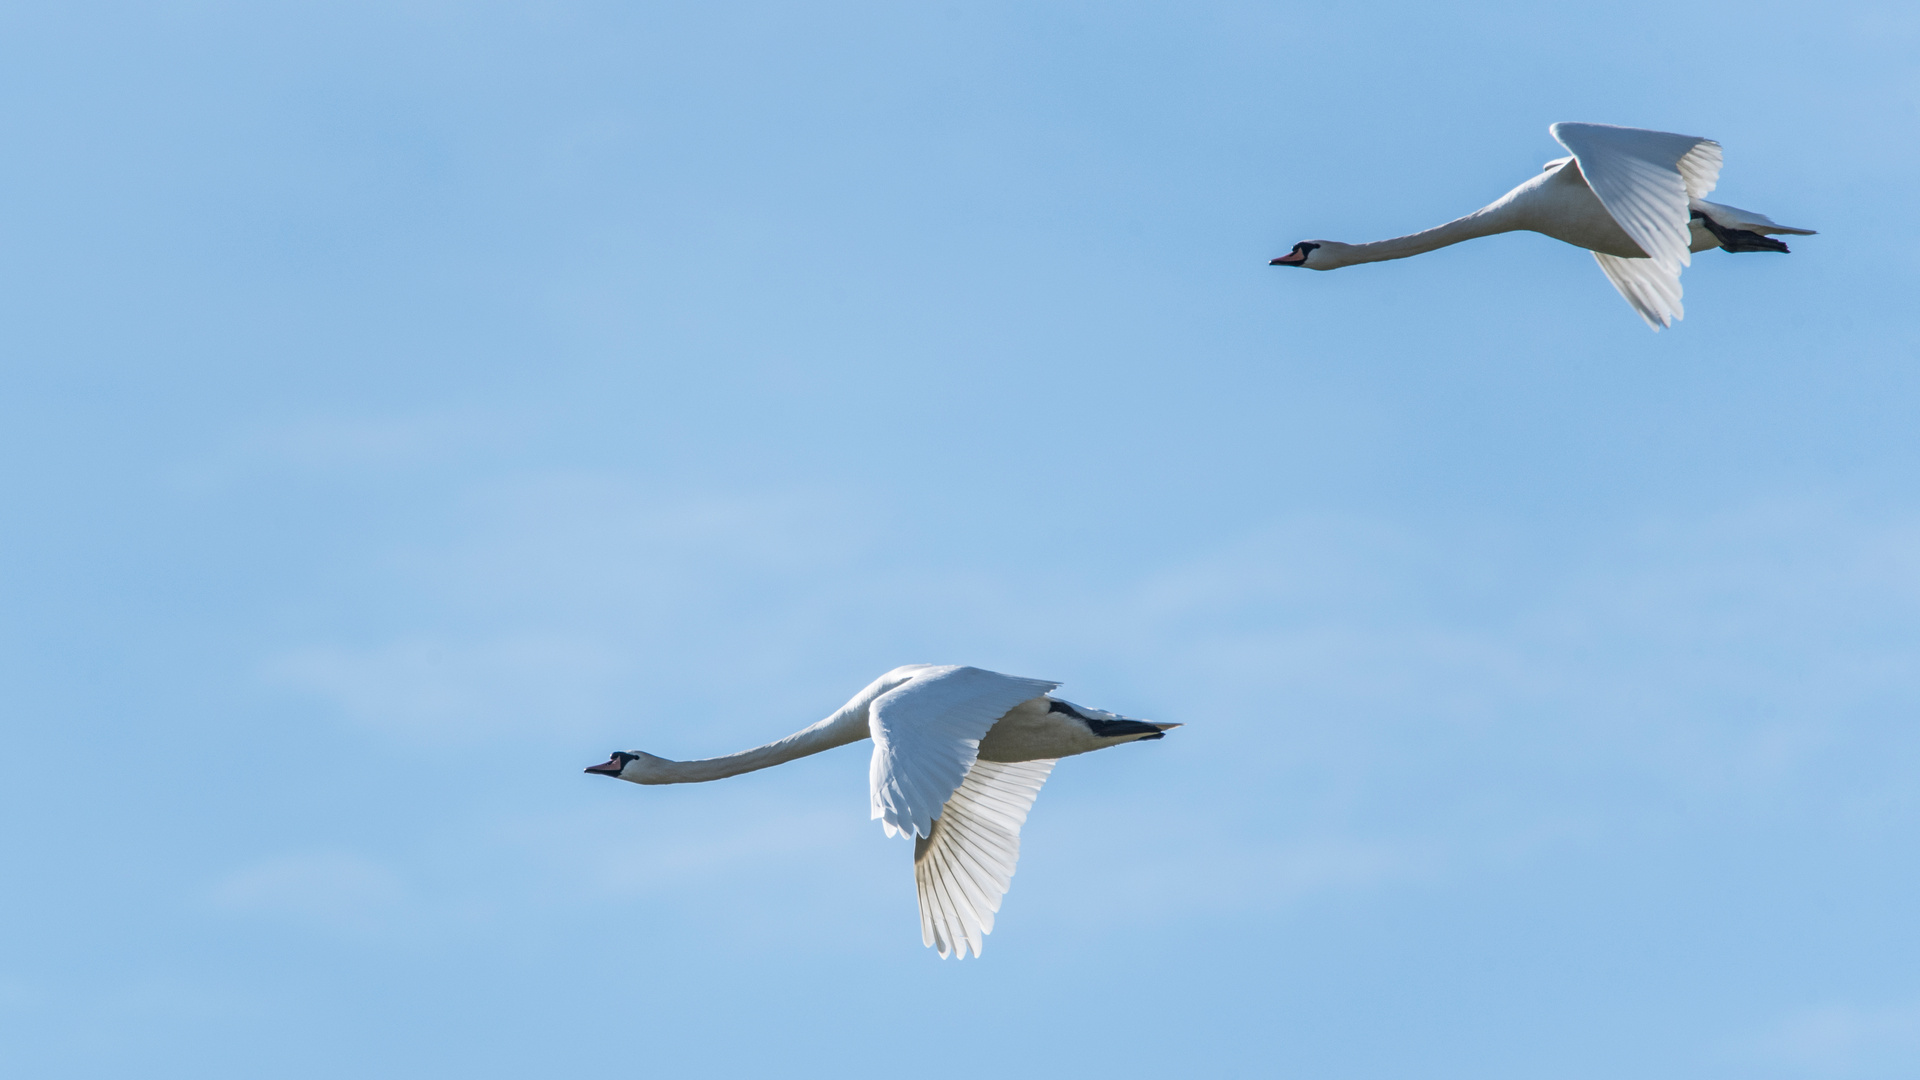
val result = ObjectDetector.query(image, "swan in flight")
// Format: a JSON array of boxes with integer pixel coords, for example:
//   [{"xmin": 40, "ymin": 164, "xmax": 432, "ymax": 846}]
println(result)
[
  {"xmin": 1270, "ymin": 122, "xmax": 1815, "ymax": 329},
  {"xmin": 585, "ymin": 664, "xmax": 1177, "ymax": 958}
]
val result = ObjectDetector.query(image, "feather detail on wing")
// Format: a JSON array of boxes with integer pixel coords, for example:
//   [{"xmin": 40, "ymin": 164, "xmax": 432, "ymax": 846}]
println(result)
[
  {"xmin": 868, "ymin": 666, "xmax": 1058, "ymax": 840},
  {"xmin": 1594, "ymin": 251, "xmax": 1684, "ymax": 330},
  {"xmin": 914, "ymin": 758, "xmax": 1057, "ymax": 959},
  {"xmin": 1552, "ymin": 122, "xmax": 1722, "ymax": 278}
]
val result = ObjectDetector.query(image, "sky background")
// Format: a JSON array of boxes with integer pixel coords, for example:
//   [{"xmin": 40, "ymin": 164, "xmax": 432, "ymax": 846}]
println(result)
[{"xmin": 2, "ymin": 1, "xmax": 1917, "ymax": 1076}]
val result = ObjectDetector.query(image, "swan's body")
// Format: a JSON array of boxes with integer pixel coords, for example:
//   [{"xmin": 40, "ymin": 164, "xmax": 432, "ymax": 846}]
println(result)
[
  {"xmin": 585, "ymin": 664, "xmax": 1176, "ymax": 958},
  {"xmin": 1271, "ymin": 122, "xmax": 1815, "ymax": 329}
]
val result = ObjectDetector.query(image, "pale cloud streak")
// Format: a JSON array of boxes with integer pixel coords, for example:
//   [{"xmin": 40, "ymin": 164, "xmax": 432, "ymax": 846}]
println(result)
[
  {"xmin": 1739, "ymin": 998, "xmax": 1920, "ymax": 1076},
  {"xmin": 258, "ymin": 474, "xmax": 1920, "ymax": 930},
  {"xmin": 207, "ymin": 851, "xmax": 410, "ymax": 934}
]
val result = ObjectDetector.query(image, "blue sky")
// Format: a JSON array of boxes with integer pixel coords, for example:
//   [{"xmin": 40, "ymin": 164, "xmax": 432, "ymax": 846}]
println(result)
[{"xmin": 2, "ymin": 1, "xmax": 1917, "ymax": 1076}]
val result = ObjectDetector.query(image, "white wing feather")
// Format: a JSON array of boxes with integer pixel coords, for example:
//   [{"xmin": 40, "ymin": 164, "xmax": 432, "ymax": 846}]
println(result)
[
  {"xmin": 868, "ymin": 666, "xmax": 1057, "ymax": 840},
  {"xmin": 1553, "ymin": 123, "xmax": 1724, "ymax": 331},
  {"xmin": 914, "ymin": 758, "xmax": 1057, "ymax": 959},
  {"xmin": 1593, "ymin": 251, "xmax": 1684, "ymax": 330},
  {"xmin": 1552, "ymin": 122, "xmax": 1722, "ymax": 275}
]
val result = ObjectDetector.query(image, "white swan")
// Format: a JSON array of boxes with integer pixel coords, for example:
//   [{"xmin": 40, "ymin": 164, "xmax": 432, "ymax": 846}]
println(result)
[
  {"xmin": 1270, "ymin": 122, "xmax": 1815, "ymax": 329},
  {"xmin": 585, "ymin": 664, "xmax": 1177, "ymax": 958}
]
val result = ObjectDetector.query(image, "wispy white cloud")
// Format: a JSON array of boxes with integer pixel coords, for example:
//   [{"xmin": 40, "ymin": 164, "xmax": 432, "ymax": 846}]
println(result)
[
  {"xmin": 262, "ymin": 476, "xmax": 876, "ymax": 743},
  {"xmin": 257, "ymin": 480, "xmax": 1920, "ymax": 933},
  {"xmin": 502, "ymin": 799, "xmax": 869, "ymax": 901},
  {"xmin": 265, "ymin": 633, "xmax": 626, "ymax": 739},
  {"xmin": 207, "ymin": 851, "xmax": 410, "ymax": 934},
  {"xmin": 96, "ymin": 975, "xmax": 259, "ymax": 1023},
  {"xmin": 1087, "ymin": 832, "xmax": 1443, "ymax": 916},
  {"xmin": 1098, "ymin": 499, "xmax": 1920, "ymax": 785},
  {"xmin": 169, "ymin": 408, "xmax": 522, "ymax": 492},
  {"xmin": 1740, "ymin": 998, "xmax": 1920, "ymax": 1076}
]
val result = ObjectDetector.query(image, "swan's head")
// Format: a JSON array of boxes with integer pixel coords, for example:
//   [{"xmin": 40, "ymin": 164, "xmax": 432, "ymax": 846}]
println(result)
[
  {"xmin": 584, "ymin": 750, "xmax": 676, "ymax": 784},
  {"xmin": 1269, "ymin": 240, "xmax": 1352, "ymax": 270}
]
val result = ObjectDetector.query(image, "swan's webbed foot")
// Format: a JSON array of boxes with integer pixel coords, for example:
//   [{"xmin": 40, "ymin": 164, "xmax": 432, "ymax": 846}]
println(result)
[{"xmin": 1691, "ymin": 210, "xmax": 1792, "ymax": 254}]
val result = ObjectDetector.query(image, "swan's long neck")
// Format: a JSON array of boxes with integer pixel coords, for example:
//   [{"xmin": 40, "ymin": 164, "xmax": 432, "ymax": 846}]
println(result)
[
  {"xmin": 1335, "ymin": 205, "xmax": 1518, "ymax": 265},
  {"xmin": 630, "ymin": 705, "xmax": 872, "ymax": 784}
]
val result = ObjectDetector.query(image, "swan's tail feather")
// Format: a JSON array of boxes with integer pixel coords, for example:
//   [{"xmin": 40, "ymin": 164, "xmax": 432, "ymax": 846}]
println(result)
[
  {"xmin": 1716, "ymin": 230, "xmax": 1792, "ymax": 254},
  {"xmin": 1046, "ymin": 699, "xmax": 1171, "ymax": 741},
  {"xmin": 1691, "ymin": 211, "xmax": 1793, "ymax": 254},
  {"xmin": 1690, "ymin": 198, "xmax": 1816, "ymax": 236}
]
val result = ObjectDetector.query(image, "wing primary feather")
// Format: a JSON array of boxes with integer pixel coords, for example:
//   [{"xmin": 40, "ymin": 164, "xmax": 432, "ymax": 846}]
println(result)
[
  {"xmin": 931, "ymin": 847, "xmax": 974, "ymax": 957},
  {"xmin": 939, "ymin": 844, "xmax": 986, "ymax": 958},
  {"xmin": 1593, "ymin": 251, "xmax": 1682, "ymax": 329},
  {"xmin": 908, "ymin": 757, "xmax": 1059, "ymax": 959},
  {"xmin": 943, "ymin": 821, "xmax": 1006, "ymax": 919},
  {"xmin": 946, "ymin": 818, "xmax": 1014, "ymax": 885},
  {"xmin": 919, "ymin": 849, "xmax": 957, "ymax": 957},
  {"xmin": 935, "ymin": 835, "xmax": 996, "ymax": 929},
  {"xmin": 938, "ymin": 809, "xmax": 1008, "ymax": 876},
  {"xmin": 916, "ymin": 862, "xmax": 938, "ymax": 949},
  {"xmin": 922, "ymin": 829, "xmax": 965, "ymax": 956}
]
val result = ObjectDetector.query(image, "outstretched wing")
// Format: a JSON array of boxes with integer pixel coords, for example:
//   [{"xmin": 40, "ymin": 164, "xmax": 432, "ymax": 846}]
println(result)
[
  {"xmin": 1552, "ymin": 122, "xmax": 1722, "ymax": 330},
  {"xmin": 868, "ymin": 666, "xmax": 1058, "ymax": 840},
  {"xmin": 914, "ymin": 758, "xmax": 1057, "ymax": 959},
  {"xmin": 1593, "ymin": 251, "xmax": 1685, "ymax": 330},
  {"xmin": 1553, "ymin": 121, "xmax": 1722, "ymax": 270}
]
